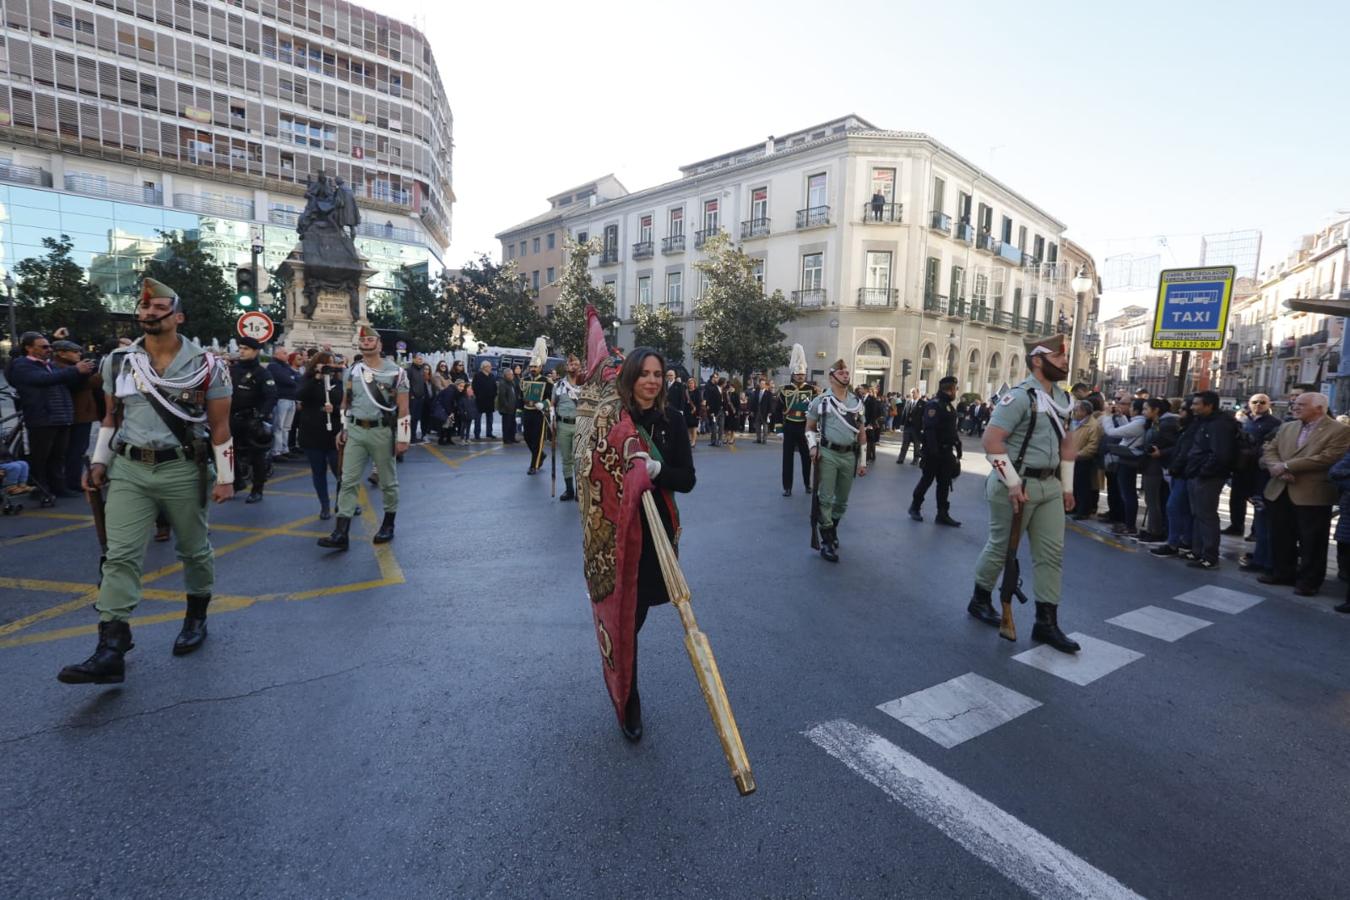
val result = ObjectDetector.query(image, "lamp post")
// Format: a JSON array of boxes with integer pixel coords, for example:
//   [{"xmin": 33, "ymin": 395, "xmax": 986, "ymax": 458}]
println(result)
[
  {"xmin": 3, "ymin": 273, "xmax": 15, "ymax": 353},
  {"xmin": 1070, "ymin": 267, "xmax": 1093, "ymax": 384},
  {"xmin": 611, "ymin": 318, "xmax": 621, "ymax": 349}
]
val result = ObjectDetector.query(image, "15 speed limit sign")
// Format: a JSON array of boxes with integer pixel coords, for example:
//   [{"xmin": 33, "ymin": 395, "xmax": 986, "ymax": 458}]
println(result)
[{"xmin": 236, "ymin": 311, "xmax": 275, "ymax": 343}]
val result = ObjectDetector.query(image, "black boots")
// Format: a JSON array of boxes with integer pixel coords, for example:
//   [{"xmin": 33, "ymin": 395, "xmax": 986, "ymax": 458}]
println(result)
[
  {"xmin": 373, "ymin": 512, "xmax": 396, "ymax": 544},
  {"xmin": 318, "ymin": 515, "xmax": 351, "ymax": 550},
  {"xmin": 967, "ymin": 585, "xmax": 1001, "ymax": 626},
  {"xmin": 908, "ymin": 504, "xmax": 923, "ymax": 522},
  {"xmin": 621, "ymin": 652, "xmax": 642, "ymax": 742},
  {"xmin": 935, "ymin": 510, "xmax": 962, "ymax": 527},
  {"xmin": 319, "ymin": 503, "xmax": 332, "ymax": 521},
  {"xmin": 819, "ymin": 525, "xmax": 839, "ymax": 563},
  {"xmin": 245, "ymin": 490, "xmax": 264, "ymax": 504},
  {"xmin": 1032, "ymin": 601, "xmax": 1080, "ymax": 654},
  {"xmin": 559, "ymin": 477, "xmax": 576, "ymax": 502},
  {"xmin": 172, "ymin": 594, "xmax": 210, "ymax": 656},
  {"xmin": 57, "ymin": 621, "xmax": 134, "ymax": 684}
]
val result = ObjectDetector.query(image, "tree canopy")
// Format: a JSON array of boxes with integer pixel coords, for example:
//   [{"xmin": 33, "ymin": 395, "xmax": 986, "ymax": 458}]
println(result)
[
  {"xmin": 472, "ymin": 261, "xmax": 546, "ymax": 348},
  {"xmin": 13, "ymin": 235, "xmax": 110, "ymax": 344},
  {"xmin": 632, "ymin": 303, "xmax": 684, "ymax": 365},
  {"xmin": 550, "ymin": 237, "xmax": 615, "ymax": 357},
  {"xmin": 141, "ymin": 230, "xmax": 237, "ymax": 346},
  {"xmin": 690, "ymin": 234, "xmax": 797, "ymax": 380}
]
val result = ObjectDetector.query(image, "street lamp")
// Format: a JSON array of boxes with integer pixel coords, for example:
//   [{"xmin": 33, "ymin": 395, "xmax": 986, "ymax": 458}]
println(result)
[
  {"xmin": 3, "ymin": 273, "xmax": 15, "ymax": 352},
  {"xmin": 947, "ymin": 328, "xmax": 958, "ymax": 377},
  {"xmin": 1069, "ymin": 267, "xmax": 1093, "ymax": 384},
  {"xmin": 611, "ymin": 318, "xmax": 621, "ymax": 348}
]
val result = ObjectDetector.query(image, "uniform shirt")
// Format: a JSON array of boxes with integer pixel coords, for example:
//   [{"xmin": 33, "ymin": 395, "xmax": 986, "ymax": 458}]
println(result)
[
  {"xmin": 102, "ymin": 337, "xmax": 231, "ymax": 450},
  {"xmin": 808, "ymin": 391, "xmax": 864, "ymax": 447},
  {"xmin": 988, "ymin": 376, "xmax": 1070, "ymax": 470},
  {"xmin": 780, "ymin": 383, "xmax": 815, "ymax": 423},
  {"xmin": 554, "ymin": 378, "xmax": 581, "ymax": 419},
  {"xmin": 345, "ymin": 358, "xmax": 408, "ymax": 422}
]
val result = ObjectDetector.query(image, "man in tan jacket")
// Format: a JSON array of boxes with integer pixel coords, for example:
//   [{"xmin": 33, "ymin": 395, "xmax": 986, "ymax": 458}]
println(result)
[
  {"xmin": 1259, "ymin": 392, "xmax": 1350, "ymax": 595},
  {"xmin": 1069, "ymin": 399, "xmax": 1103, "ymax": 519}
]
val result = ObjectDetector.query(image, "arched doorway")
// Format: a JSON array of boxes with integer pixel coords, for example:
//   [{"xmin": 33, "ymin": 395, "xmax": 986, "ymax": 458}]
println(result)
[
  {"xmin": 855, "ymin": 338, "xmax": 891, "ymax": 393},
  {"xmin": 1009, "ymin": 354, "xmax": 1021, "ymax": 387},
  {"xmin": 966, "ymin": 348, "xmax": 981, "ymax": 397},
  {"xmin": 919, "ymin": 343, "xmax": 935, "ymax": 392},
  {"xmin": 988, "ymin": 351, "xmax": 1003, "ymax": 396},
  {"xmin": 945, "ymin": 344, "xmax": 958, "ymax": 378}
]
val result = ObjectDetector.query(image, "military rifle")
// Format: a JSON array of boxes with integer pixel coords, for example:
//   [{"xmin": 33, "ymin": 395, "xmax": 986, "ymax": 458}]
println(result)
[{"xmin": 998, "ymin": 506, "xmax": 1029, "ymax": 640}]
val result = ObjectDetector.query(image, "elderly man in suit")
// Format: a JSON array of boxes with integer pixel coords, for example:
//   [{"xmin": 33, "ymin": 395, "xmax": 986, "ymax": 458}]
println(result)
[{"xmin": 1258, "ymin": 392, "xmax": 1350, "ymax": 596}]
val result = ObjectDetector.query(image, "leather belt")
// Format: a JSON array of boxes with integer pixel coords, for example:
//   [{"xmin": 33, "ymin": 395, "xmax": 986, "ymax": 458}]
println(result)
[
  {"xmin": 120, "ymin": 444, "xmax": 189, "ymax": 464},
  {"xmin": 825, "ymin": 440, "xmax": 859, "ymax": 453},
  {"xmin": 350, "ymin": 418, "xmax": 386, "ymax": 428},
  {"xmin": 557, "ymin": 416, "xmax": 576, "ymax": 424},
  {"xmin": 1019, "ymin": 466, "xmax": 1059, "ymax": 479}
]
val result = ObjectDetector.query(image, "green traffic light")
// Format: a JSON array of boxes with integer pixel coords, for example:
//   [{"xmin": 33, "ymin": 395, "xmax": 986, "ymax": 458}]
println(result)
[{"xmin": 238, "ymin": 294, "xmax": 254, "ymax": 308}]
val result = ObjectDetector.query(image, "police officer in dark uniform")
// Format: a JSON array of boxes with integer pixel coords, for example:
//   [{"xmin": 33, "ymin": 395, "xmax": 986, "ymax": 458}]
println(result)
[
  {"xmin": 909, "ymin": 375, "xmax": 962, "ymax": 526},
  {"xmin": 230, "ymin": 337, "xmax": 277, "ymax": 503}
]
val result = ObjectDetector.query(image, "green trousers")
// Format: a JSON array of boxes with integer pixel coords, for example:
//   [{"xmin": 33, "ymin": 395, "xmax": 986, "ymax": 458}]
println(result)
[
  {"xmin": 558, "ymin": 419, "xmax": 576, "ymax": 478},
  {"xmin": 337, "ymin": 423, "xmax": 398, "ymax": 517},
  {"xmin": 97, "ymin": 455, "xmax": 213, "ymax": 622},
  {"xmin": 816, "ymin": 445, "xmax": 857, "ymax": 529},
  {"xmin": 974, "ymin": 473, "xmax": 1065, "ymax": 605}
]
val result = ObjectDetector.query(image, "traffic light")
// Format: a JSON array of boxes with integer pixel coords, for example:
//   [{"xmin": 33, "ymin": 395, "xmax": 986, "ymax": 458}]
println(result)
[
  {"xmin": 235, "ymin": 266, "xmax": 255, "ymax": 308},
  {"xmin": 902, "ymin": 359, "xmax": 912, "ymax": 376}
]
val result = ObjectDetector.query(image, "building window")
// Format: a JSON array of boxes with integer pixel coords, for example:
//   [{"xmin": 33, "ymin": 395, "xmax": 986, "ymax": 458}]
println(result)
[
  {"xmin": 1017, "ymin": 225, "xmax": 1027, "ymax": 252},
  {"xmin": 639, "ymin": 214, "xmax": 653, "ymax": 243},
  {"xmin": 669, "ymin": 207, "xmax": 683, "ymax": 236},
  {"xmin": 576, "ymin": 230, "xmax": 588, "ymax": 244},
  {"xmin": 547, "ymin": 232, "xmax": 556, "ymax": 250},
  {"xmin": 1032, "ymin": 234, "xmax": 1045, "ymax": 262},
  {"xmin": 546, "ymin": 267, "xmax": 555, "ymax": 283},
  {"xmin": 957, "ymin": 191, "xmax": 972, "ymax": 225},
  {"xmin": 638, "ymin": 275, "xmax": 652, "ymax": 308},
  {"xmin": 751, "ymin": 259, "xmax": 765, "ymax": 287},
  {"xmin": 506, "ymin": 245, "xmax": 514, "ymax": 260},
  {"xmin": 533, "ymin": 236, "xmax": 540, "ymax": 254},
  {"xmin": 807, "ymin": 172, "xmax": 828, "ymax": 209},
  {"xmin": 871, "ymin": 168, "xmax": 896, "ymax": 202},
  {"xmin": 532, "ymin": 270, "xmax": 540, "ymax": 291},
  {"xmin": 925, "ymin": 257, "xmax": 941, "ymax": 299},
  {"xmin": 932, "ymin": 176, "xmax": 945, "ymax": 213},
  {"xmin": 604, "ymin": 224, "xmax": 618, "ymax": 255},
  {"xmin": 950, "ymin": 266, "xmax": 964, "ymax": 304},
  {"xmin": 866, "ymin": 251, "xmax": 891, "ymax": 290},
  {"xmin": 1001, "ymin": 216, "xmax": 1013, "ymax": 243},
  {"xmin": 750, "ymin": 187, "xmax": 768, "ymax": 222},
  {"xmin": 702, "ymin": 199, "xmax": 719, "ymax": 232},
  {"xmin": 977, "ymin": 203, "xmax": 992, "ymax": 236},
  {"xmin": 520, "ymin": 240, "xmax": 527, "ymax": 256},
  {"xmin": 666, "ymin": 272, "xmax": 683, "ymax": 307},
  {"xmin": 801, "ymin": 253, "xmax": 824, "ymax": 290}
]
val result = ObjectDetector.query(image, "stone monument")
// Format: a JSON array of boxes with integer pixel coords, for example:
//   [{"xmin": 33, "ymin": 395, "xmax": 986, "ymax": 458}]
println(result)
[{"xmin": 277, "ymin": 170, "xmax": 376, "ymax": 350}]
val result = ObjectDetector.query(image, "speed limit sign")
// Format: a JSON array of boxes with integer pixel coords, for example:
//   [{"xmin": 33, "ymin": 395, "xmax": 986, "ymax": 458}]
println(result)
[{"xmin": 236, "ymin": 311, "xmax": 275, "ymax": 343}]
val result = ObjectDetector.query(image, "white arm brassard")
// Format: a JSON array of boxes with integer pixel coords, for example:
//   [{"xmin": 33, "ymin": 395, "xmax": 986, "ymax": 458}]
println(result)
[
  {"xmin": 985, "ymin": 452, "xmax": 1022, "ymax": 489},
  {"xmin": 396, "ymin": 415, "xmax": 411, "ymax": 443},
  {"xmin": 1059, "ymin": 460, "xmax": 1074, "ymax": 486},
  {"xmin": 806, "ymin": 429, "xmax": 819, "ymax": 450},
  {"xmin": 90, "ymin": 425, "xmax": 116, "ymax": 466},
  {"xmin": 213, "ymin": 438, "xmax": 235, "ymax": 486}
]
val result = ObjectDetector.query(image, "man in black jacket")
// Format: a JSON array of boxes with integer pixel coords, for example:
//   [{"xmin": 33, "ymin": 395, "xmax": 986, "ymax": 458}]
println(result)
[
  {"xmin": 471, "ymin": 360, "xmax": 497, "ymax": 440},
  {"xmin": 897, "ymin": 389, "xmax": 924, "ymax": 465},
  {"xmin": 231, "ymin": 337, "xmax": 278, "ymax": 503},
  {"xmin": 702, "ymin": 376, "xmax": 723, "ymax": 446},
  {"xmin": 1225, "ymin": 393, "xmax": 1280, "ymax": 536},
  {"xmin": 8, "ymin": 331, "xmax": 95, "ymax": 498},
  {"xmin": 908, "ymin": 376, "xmax": 961, "ymax": 526},
  {"xmin": 1183, "ymin": 390, "xmax": 1235, "ymax": 569}
]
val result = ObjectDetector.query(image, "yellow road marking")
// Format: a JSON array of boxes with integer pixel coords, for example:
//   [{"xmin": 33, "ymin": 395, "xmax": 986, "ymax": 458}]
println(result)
[
  {"xmin": 421, "ymin": 442, "xmax": 501, "ymax": 470},
  {"xmin": 138, "ymin": 513, "xmax": 318, "ymax": 582},
  {"xmin": 1067, "ymin": 521, "xmax": 1134, "ymax": 552},
  {"xmin": 0, "ymin": 521, "xmax": 92, "ymax": 547},
  {"xmin": 0, "ymin": 592, "xmax": 96, "ymax": 636},
  {"xmin": 23, "ymin": 511, "xmax": 94, "ymax": 522}
]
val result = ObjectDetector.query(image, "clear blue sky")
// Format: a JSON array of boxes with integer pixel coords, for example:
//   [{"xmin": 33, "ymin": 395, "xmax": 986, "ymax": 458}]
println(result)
[{"xmin": 378, "ymin": 0, "xmax": 1349, "ymax": 311}]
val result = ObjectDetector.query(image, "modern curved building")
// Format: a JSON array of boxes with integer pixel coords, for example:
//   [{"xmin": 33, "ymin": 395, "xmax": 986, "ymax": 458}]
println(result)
[{"xmin": 0, "ymin": 0, "xmax": 452, "ymax": 319}]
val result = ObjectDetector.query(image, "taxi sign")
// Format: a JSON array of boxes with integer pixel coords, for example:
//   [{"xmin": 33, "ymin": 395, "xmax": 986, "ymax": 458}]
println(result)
[
  {"xmin": 1150, "ymin": 266, "xmax": 1236, "ymax": 351},
  {"xmin": 236, "ymin": 311, "xmax": 275, "ymax": 343}
]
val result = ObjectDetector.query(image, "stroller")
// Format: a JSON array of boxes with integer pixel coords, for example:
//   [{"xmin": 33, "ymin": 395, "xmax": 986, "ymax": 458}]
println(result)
[{"xmin": 0, "ymin": 384, "xmax": 48, "ymax": 514}]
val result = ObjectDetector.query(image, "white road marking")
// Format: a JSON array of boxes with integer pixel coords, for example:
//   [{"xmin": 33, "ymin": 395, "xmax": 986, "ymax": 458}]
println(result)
[
  {"xmin": 877, "ymin": 672, "xmax": 1042, "ymax": 749},
  {"xmin": 1107, "ymin": 605, "xmax": 1213, "ymax": 642},
  {"xmin": 1173, "ymin": 585, "xmax": 1263, "ymax": 614},
  {"xmin": 1013, "ymin": 633, "xmax": 1144, "ymax": 686},
  {"xmin": 806, "ymin": 719, "xmax": 1145, "ymax": 900}
]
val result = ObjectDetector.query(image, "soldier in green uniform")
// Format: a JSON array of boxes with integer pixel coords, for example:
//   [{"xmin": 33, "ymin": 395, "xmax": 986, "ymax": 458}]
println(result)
[
  {"xmin": 553, "ymin": 354, "xmax": 582, "ymax": 501},
  {"xmin": 807, "ymin": 358, "xmax": 867, "ymax": 562},
  {"xmin": 57, "ymin": 278, "xmax": 235, "ymax": 685},
  {"xmin": 521, "ymin": 337, "xmax": 553, "ymax": 475},
  {"xmin": 969, "ymin": 332, "xmax": 1080, "ymax": 653},
  {"xmin": 779, "ymin": 343, "xmax": 817, "ymax": 497},
  {"xmin": 318, "ymin": 324, "xmax": 410, "ymax": 550}
]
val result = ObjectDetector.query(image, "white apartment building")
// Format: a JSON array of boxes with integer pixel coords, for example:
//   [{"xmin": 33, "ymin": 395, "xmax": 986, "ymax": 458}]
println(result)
[
  {"xmin": 1099, "ymin": 305, "xmax": 1172, "ymax": 396},
  {"xmin": 559, "ymin": 115, "xmax": 1083, "ymax": 396}
]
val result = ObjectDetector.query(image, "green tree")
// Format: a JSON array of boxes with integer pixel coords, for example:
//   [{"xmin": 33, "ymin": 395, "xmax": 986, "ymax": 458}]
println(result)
[
  {"xmin": 364, "ymin": 287, "xmax": 403, "ymax": 331},
  {"xmin": 632, "ymin": 303, "xmax": 684, "ymax": 365},
  {"xmin": 13, "ymin": 235, "xmax": 110, "ymax": 342},
  {"xmin": 473, "ymin": 262, "xmax": 546, "ymax": 347},
  {"xmin": 550, "ymin": 237, "xmax": 615, "ymax": 356},
  {"xmin": 691, "ymin": 233, "xmax": 797, "ymax": 380},
  {"xmin": 396, "ymin": 265, "xmax": 458, "ymax": 350},
  {"xmin": 140, "ymin": 231, "xmax": 238, "ymax": 346},
  {"xmin": 441, "ymin": 253, "xmax": 506, "ymax": 332}
]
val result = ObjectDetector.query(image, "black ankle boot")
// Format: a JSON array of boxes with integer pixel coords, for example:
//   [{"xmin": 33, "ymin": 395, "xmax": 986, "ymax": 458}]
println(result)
[
  {"xmin": 819, "ymin": 526, "xmax": 839, "ymax": 562},
  {"xmin": 172, "ymin": 594, "xmax": 210, "ymax": 656},
  {"xmin": 57, "ymin": 620, "xmax": 134, "ymax": 684},
  {"xmin": 935, "ymin": 510, "xmax": 962, "ymax": 527},
  {"xmin": 317, "ymin": 515, "xmax": 351, "ymax": 550},
  {"xmin": 1032, "ymin": 601, "xmax": 1080, "ymax": 653},
  {"xmin": 967, "ymin": 585, "xmax": 1000, "ymax": 626},
  {"xmin": 559, "ymin": 477, "xmax": 576, "ymax": 502},
  {"xmin": 373, "ymin": 512, "xmax": 396, "ymax": 544},
  {"xmin": 908, "ymin": 504, "xmax": 923, "ymax": 521}
]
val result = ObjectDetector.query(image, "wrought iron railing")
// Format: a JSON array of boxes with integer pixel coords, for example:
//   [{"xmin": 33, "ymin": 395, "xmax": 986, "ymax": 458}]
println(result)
[
  {"xmin": 993, "ymin": 241, "xmax": 1023, "ymax": 265},
  {"xmin": 792, "ymin": 288, "xmax": 830, "ymax": 308},
  {"xmin": 65, "ymin": 174, "xmax": 161, "ymax": 205},
  {"xmin": 923, "ymin": 293, "xmax": 946, "ymax": 313},
  {"xmin": 357, "ymin": 221, "xmax": 420, "ymax": 243},
  {"xmin": 953, "ymin": 222, "xmax": 975, "ymax": 244},
  {"xmin": 947, "ymin": 297, "xmax": 966, "ymax": 317},
  {"xmin": 796, "ymin": 206, "xmax": 830, "ymax": 229},
  {"xmin": 1297, "ymin": 329, "xmax": 1329, "ymax": 348},
  {"xmin": 861, "ymin": 202, "xmax": 903, "ymax": 223},
  {"xmin": 598, "ymin": 247, "xmax": 620, "ymax": 265},
  {"xmin": 662, "ymin": 234, "xmax": 685, "ymax": 254},
  {"xmin": 269, "ymin": 207, "xmax": 300, "ymax": 226},
  {"xmin": 173, "ymin": 193, "xmax": 254, "ymax": 219},
  {"xmin": 661, "ymin": 300, "xmax": 684, "ymax": 315},
  {"xmin": 993, "ymin": 310, "xmax": 1016, "ymax": 329},
  {"xmin": 740, "ymin": 218, "xmax": 771, "ymax": 239},
  {"xmin": 930, "ymin": 211, "xmax": 952, "ymax": 232},
  {"xmin": 694, "ymin": 227, "xmax": 721, "ymax": 248},
  {"xmin": 969, "ymin": 304, "xmax": 990, "ymax": 323},
  {"xmin": 632, "ymin": 240, "xmax": 654, "ymax": 259},
  {"xmin": 857, "ymin": 287, "xmax": 898, "ymax": 308},
  {"xmin": 0, "ymin": 161, "xmax": 53, "ymax": 188},
  {"xmin": 977, "ymin": 233, "xmax": 995, "ymax": 252},
  {"xmin": 1021, "ymin": 254, "xmax": 1041, "ymax": 270}
]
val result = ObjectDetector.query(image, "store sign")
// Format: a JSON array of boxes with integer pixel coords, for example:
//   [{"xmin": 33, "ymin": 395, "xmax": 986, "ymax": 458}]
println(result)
[
  {"xmin": 855, "ymin": 354, "xmax": 890, "ymax": 369},
  {"xmin": 1150, "ymin": 265, "xmax": 1236, "ymax": 351}
]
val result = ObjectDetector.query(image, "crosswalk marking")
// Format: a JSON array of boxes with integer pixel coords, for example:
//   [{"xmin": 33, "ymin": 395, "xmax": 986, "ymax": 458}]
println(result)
[
  {"xmin": 877, "ymin": 672, "xmax": 1041, "ymax": 749},
  {"xmin": 1107, "ymin": 605, "xmax": 1213, "ymax": 642},
  {"xmin": 806, "ymin": 719, "xmax": 1145, "ymax": 900},
  {"xmin": 1173, "ymin": 585, "xmax": 1264, "ymax": 614},
  {"xmin": 1013, "ymin": 633, "xmax": 1144, "ymax": 685}
]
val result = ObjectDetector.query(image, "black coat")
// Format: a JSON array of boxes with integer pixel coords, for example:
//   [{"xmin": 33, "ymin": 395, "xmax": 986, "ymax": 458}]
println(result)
[
  {"xmin": 295, "ymin": 372, "xmax": 342, "ymax": 451},
  {"xmin": 920, "ymin": 395, "xmax": 961, "ymax": 476},
  {"xmin": 1328, "ymin": 449, "xmax": 1350, "ymax": 543},
  {"xmin": 1184, "ymin": 410, "xmax": 1236, "ymax": 479},
  {"xmin": 1140, "ymin": 413, "xmax": 1179, "ymax": 477},
  {"xmin": 7, "ymin": 356, "xmax": 83, "ymax": 426},
  {"xmin": 635, "ymin": 405, "xmax": 696, "ymax": 608},
  {"xmin": 472, "ymin": 371, "xmax": 497, "ymax": 412},
  {"xmin": 1165, "ymin": 420, "xmax": 1195, "ymax": 477}
]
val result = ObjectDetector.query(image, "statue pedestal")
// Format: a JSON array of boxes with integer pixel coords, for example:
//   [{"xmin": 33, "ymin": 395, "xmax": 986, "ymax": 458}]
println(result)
[{"xmin": 277, "ymin": 254, "xmax": 376, "ymax": 351}]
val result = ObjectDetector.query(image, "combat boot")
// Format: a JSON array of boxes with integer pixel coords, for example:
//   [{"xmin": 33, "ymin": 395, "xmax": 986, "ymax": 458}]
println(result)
[
  {"xmin": 1032, "ymin": 601, "xmax": 1080, "ymax": 654},
  {"xmin": 819, "ymin": 526, "xmax": 839, "ymax": 563},
  {"xmin": 372, "ymin": 512, "xmax": 396, "ymax": 544},
  {"xmin": 317, "ymin": 515, "xmax": 351, "ymax": 550},
  {"xmin": 172, "ymin": 594, "xmax": 211, "ymax": 656},
  {"xmin": 935, "ymin": 509, "xmax": 962, "ymax": 527},
  {"xmin": 559, "ymin": 478, "xmax": 576, "ymax": 502},
  {"xmin": 908, "ymin": 504, "xmax": 923, "ymax": 522},
  {"xmin": 57, "ymin": 621, "xmax": 134, "ymax": 684},
  {"xmin": 967, "ymin": 585, "xmax": 1000, "ymax": 626}
]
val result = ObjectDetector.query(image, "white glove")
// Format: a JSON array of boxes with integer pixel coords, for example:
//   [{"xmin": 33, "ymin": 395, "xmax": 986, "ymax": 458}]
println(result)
[
  {"xmin": 630, "ymin": 451, "xmax": 662, "ymax": 481},
  {"xmin": 535, "ymin": 402, "xmax": 545, "ymax": 411}
]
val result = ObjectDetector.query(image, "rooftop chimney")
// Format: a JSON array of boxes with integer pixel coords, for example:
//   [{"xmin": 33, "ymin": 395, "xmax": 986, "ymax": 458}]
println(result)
[{"xmin": 765, "ymin": 136, "xmax": 775, "ymax": 155}]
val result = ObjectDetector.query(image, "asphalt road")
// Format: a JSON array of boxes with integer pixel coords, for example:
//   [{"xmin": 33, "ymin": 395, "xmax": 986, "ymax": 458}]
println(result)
[{"xmin": 1, "ymin": 432, "xmax": 1346, "ymax": 899}]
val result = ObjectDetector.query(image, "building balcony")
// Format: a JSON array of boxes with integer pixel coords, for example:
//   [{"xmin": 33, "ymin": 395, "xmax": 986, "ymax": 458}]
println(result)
[
  {"xmin": 858, "ymin": 287, "xmax": 898, "ymax": 308},
  {"xmin": 968, "ymin": 304, "xmax": 990, "ymax": 323},
  {"xmin": 976, "ymin": 232, "xmax": 996, "ymax": 253},
  {"xmin": 1298, "ymin": 328, "xmax": 1330, "ymax": 348},
  {"xmin": 861, "ymin": 202, "xmax": 902, "ymax": 224},
  {"xmin": 792, "ymin": 288, "xmax": 832, "ymax": 308},
  {"xmin": 632, "ymin": 240, "xmax": 654, "ymax": 260},
  {"xmin": 694, "ymin": 227, "xmax": 721, "ymax": 249},
  {"xmin": 992, "ymin": 310, "xmax": 1016, "ymax": 329},
  {"xmin": 796, "ymin": 206, "xmax": 831, "ymax": 229},
  {"xmin": 740, "ymin": 218, "xmax": 771, "ymax": 239},
  {"xmin": 1021, "ymin": 254, "xmax": 1041, "ymax": 270},
  {"xmin": 0, "ymin": 161, "xmax": 53, "ymax": 189},
  {"xmin": 356, "ymin": 221, "xmax": 421, "ymax": 243},
  {"xmin": 1317, "ymin": 280, "xmax": 1338, "ymax": 297},
  {"xmin": 661, "ymin": 234, "xmax": 685, "ymax": 254},
  {"xmin": 173, "ymin": 193, "xmax": 254, "ymax": 220},
  {"xmin": 269, "ymin": 207, "xmax": 300, "ymax": 226},
  {"xmin": 946, "ymin": 297, "xmax": 967, "ymax": 317},
  {"xmin": 1025, "ymin": 318, "xmax": 1038, "ymax": 334},
  {"xmin": 64, "ymin": 174, "xmax": 162, "ymax": 205},
  {"xmin": 930, "ymin": 211, "xmax": 952, "ymax": 232},
  {"xmin": 993, "ymin": 241, "xmax": 1023, "ymax": 265},
  {"xmin": 923, "ymin": 293, "xmax": 946, "ymax": 313},
  {"xmin": 953, "ymin": 222, "xmax": 975, "ymax": 244},
  {"xmin": 598, "ymin": 247, "xmax": 620, "ymax": 265},
  {"xmin": 661, "ymin": 300, "xmax": 684, "ymax": 315}
]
